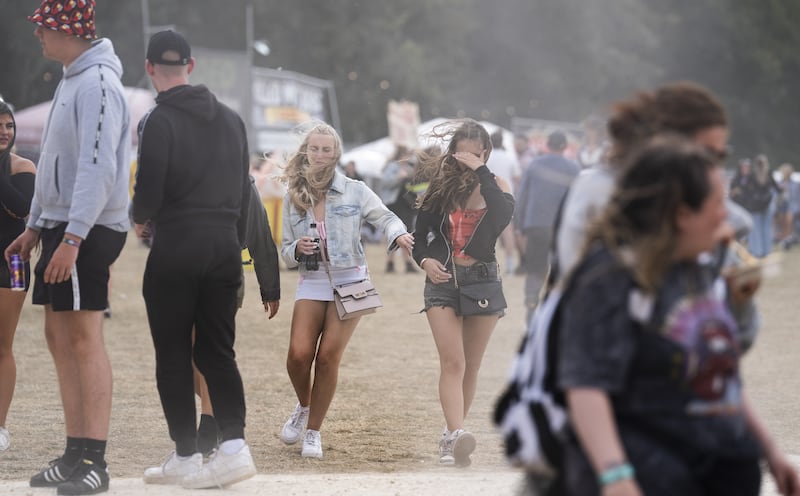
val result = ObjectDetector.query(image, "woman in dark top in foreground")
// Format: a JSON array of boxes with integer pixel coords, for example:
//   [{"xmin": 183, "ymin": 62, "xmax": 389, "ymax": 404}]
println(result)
[{"xmin": 558, "ymin": 136, "xmax": 798, "ymax": 496}]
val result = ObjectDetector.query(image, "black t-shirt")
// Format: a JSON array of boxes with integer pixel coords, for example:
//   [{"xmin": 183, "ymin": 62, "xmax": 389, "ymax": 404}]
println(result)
[{"xmin": 558, "ymin": 246, "xmax": 760, "ymax": 459}]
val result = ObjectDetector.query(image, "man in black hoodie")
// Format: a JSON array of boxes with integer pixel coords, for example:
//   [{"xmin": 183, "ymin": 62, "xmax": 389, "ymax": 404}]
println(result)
[{"xmin": 132, "ymin": 30, "xmax": 256, "ymax": 488}]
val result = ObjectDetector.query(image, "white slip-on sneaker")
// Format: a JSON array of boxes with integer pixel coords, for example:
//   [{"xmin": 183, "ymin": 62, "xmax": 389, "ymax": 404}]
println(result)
[
  {"xmin": 181, "ymin": 444, "xmax": 256, "ymax": 489},
  {"xmin": 301, "ymin": 430, "xmax": 323, "ymax": 459},
  {"xmin": 452, "ymin": 429, "xmax": 476, "ymax": 467},
  {"xmin": 143, "ymin": 451, "xmax": 202, "ymax": 484},
  {"xmin": 280, "ymin": 403, "xmax": 309, "ymax": 445},
  {"xmin": 0, "ymin": 427, "xmax": 9, "ymax": 451}
]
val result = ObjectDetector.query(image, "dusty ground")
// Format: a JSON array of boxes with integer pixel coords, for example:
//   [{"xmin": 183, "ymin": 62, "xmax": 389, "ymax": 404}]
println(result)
[
  {"xmin": 1, "ymin": 236, "xmax": 799, "ymax": 495},
  {"xmin": 2, "ymin": 237, "xmax": 529, "ymax": 479}
]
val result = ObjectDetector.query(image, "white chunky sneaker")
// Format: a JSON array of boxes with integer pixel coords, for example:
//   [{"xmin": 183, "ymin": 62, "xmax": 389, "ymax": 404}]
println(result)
[
  {"xmin": 439, "ymin": 430, "xmax": 455, "ymax": 465},
  {"xmin": 181, "ymin": 444, "xmax": 256, "ymax": 489},
  {"xmin": 143, "ymin": 451, "xmax": 202, "ymax": 484},
  {"xmin": 452, "ymin": 429, "xmax": 476, "ymax": 467},
  {"xmin": 301, "ymin": 430, "xmax": 323, "ymax": 459},
  {"xmin": 0, "ymin": 426, "xmax": 9, "ymax": 451},
  {"xmin": 280, "ymin": 403, "xmax": 309, "ymax": 445}
]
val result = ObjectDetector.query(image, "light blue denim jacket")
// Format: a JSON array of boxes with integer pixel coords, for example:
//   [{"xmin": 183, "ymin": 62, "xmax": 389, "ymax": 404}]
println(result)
[{"xmin": 281, "ymin": 171, "xmax": 408, "ymax": 270}]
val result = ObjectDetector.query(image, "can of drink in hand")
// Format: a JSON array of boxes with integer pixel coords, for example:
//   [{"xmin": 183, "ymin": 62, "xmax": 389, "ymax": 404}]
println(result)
[{"xmin": 9, "ymin": 253, "xmax": 25, "ymax": 291}]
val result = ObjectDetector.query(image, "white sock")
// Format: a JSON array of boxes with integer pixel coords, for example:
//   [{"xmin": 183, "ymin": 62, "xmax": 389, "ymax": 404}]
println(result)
[{"xmin": 219, "ymin": 438, "xmax": 246, "ymax": 454}]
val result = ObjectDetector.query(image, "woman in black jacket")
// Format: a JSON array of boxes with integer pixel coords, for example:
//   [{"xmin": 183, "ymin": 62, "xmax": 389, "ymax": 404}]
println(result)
[{"xmin": 412, "ymin": 119, "xmax": 514, "ymax": 466}]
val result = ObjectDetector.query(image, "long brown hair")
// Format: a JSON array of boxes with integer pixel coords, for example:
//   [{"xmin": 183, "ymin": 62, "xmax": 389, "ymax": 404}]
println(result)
[
  {"xmin": 587, "ymin": 135, "xmax": 720, "ymax": 291},
  {"xmin": 281, "ymin": 123, "xmax": 342, "ymax": 216},
  {"xmin": 0, "ymin": 102, "xmax": 15, "ymax": 178},
  {"xmin": 416, "ymin": 119, "xmax": 492, "ymax": 214}
]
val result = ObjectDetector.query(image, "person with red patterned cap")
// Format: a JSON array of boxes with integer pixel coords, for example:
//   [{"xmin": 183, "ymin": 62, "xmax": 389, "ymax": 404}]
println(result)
[{"xmin": 4, "ymin": 1, "xmax": 130, "ymax": 494}]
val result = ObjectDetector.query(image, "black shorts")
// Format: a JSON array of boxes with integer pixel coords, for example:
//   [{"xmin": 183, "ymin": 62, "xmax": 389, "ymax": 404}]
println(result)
[
  {"xmin": 32, "ymin": 223, "xmax": 127, "ymax": 311},
  {"xmin": 0, "ymin": 236, "xmax": 31, "ymax": 291}
]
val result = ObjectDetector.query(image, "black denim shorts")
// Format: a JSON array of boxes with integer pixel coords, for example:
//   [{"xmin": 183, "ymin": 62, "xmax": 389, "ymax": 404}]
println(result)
[{"xmin": 422, "ymin": 261, "xmax": 505, "ymax": 317}]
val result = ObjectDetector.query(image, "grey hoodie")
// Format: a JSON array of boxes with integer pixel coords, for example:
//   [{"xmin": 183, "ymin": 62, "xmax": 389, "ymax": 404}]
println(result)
[{"xmin": 28, "ymin": 38, "xmax": 131, "ymax": 238}]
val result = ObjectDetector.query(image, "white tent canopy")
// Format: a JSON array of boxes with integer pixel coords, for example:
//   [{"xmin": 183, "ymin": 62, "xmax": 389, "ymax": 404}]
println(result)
[{"xmin": 340, "ymin": 118, "xmax": 518, "ymax": 178}]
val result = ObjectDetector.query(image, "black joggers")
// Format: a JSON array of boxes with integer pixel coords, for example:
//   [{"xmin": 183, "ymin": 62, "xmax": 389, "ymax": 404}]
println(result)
[{"xmin": 143, "ymin": 225, "xmax": 246, "ymax": 456}]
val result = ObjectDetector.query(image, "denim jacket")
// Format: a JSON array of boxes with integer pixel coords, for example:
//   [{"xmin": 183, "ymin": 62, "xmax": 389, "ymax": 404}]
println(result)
[{"xmin": 281, "ymin": 171, "xmax": 409, "ymax": 270}]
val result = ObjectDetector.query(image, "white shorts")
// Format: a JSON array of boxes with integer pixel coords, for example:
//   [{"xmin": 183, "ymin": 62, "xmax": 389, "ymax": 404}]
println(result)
[{"xmin": 295, "ymin": 263, "xmax": 368, "ymax": 302}]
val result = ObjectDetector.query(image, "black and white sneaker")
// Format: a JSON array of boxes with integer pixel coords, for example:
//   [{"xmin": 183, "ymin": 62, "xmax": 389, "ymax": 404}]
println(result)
[
  {"xmin": 30, "ymin": 457, "xmax": 78, "ymax": 487},
  {"xmin": 56, "ymin": 459, "xmax": 109, "ymax": 495}
]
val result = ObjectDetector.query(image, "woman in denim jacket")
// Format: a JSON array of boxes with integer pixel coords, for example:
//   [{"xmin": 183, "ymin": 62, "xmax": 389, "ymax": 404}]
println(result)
[
  {"xmin": 278, "ymin": 123, "xmax": 413, "ymax": 459},
  {"xmin": 412, "ymin": 120, "xmax": 514, "ymax": 466}
]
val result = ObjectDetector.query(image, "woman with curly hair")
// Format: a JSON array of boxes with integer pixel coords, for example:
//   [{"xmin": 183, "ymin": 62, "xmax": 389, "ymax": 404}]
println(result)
[
  {"xmin": 558, "ymin": 136, "xmax": 799, "ymax": 496},
  {"xmin": 412, "ymin": 119, "xmax": 514, "ymax": 466},
  {"xmin": 278, "ymin": 123, "xmax": 414, "ymax": 459}
]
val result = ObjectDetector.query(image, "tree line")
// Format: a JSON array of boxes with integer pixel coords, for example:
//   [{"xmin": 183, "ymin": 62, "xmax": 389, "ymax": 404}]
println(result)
[{"xmin": 1, "ymin": 0, "xmax": 797, "ymax": 163}]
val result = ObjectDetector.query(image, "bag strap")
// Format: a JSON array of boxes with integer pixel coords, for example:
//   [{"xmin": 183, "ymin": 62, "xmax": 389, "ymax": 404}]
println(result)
[
  {"xmin": 319, "ymin": 237, "xmax": 336, "ymax": 290},
  {"xmin": 310, "ymin": 203, "xmax": 336, "ymax": 291},
  {"xmin": 313, "ymin": 205, "xmax": 372, "ymax": 291}
]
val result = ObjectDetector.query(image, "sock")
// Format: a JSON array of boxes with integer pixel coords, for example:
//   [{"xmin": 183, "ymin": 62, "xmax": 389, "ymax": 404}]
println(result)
[
  {"xmin": 62, "ymin": 437, "xmax": 85, "ymax": 466},
  {"xmin": 197, "ymin": 414, "xmax": 220, "ymax": 454},
  {"xmin": 198, "ymin": 414, "xmax": 219, "ymax": 437},
  {"xmin": 219, "ymin": 438, "xmax": 245, "ymax": 455},
  {"xmin": 82, "ymin": 438, "xmax": 107, "ymax": 468}
]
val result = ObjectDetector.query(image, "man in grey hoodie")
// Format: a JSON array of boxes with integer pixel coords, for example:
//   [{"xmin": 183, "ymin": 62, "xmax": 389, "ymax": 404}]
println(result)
[{"xmin": 4, "ymin": 1, "xmax": 129, "ymax": 494}]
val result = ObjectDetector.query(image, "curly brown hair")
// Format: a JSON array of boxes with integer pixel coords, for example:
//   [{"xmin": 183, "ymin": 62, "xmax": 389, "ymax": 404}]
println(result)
[
  {"xmin": 281, "ymin": 123, "xmax": 342, "ymax": 216},
  {"xmin": 587, "ymin": 134, "xmax": 720, "ymax": 291},
  {"xmin": 607, "ymin": 81, "xmax": 727, "ymax": 170},
  {"xmin": 416, "ymin": 119, "xmax": 492, "ymax": 214}
]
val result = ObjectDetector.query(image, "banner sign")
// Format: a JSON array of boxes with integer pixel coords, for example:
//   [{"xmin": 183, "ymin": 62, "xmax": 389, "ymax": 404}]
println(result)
[
  {"xmin": 251, "ymin": 68, "xmax": 336, "ymax": 153},
  {"xmin": 387, "ymin": 100, "xmax": 420, "ymax": 150}
]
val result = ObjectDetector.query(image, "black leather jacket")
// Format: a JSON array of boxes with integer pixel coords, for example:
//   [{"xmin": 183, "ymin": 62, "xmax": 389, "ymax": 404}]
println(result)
[{"xmin": 412, "ymin": 165, "xmax": 514, "ymax": 267}]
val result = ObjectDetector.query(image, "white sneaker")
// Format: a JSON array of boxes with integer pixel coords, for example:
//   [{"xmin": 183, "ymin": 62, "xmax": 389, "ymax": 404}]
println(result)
[
  {"xmin": 439, "ymin": 430, "xmax": 455, "ymax": 465},
  {"xmin": 181, "ymin": 444, "xmax": 256, "ymax": 489},
  {"xmin": 280, "ymin": 403, "xmax": 309, "ymax": 445},
  {"xmin": 143, "ymin": 451, "xmax": 202, "ymax": 484},
  {"xmin": 452, "ymin": 429, "xmax": 476, "ymax": 467},
  {"xmin": 0, "ymin": 427, "xmax": 9, "ymax": 451},
  {"xmin": 301, "ymin": 430, "xmax": 323, "ymax": 459}
]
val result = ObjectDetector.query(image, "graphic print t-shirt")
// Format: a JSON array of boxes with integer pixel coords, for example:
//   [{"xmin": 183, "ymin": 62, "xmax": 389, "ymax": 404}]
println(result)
[{"xmin": 557, "ymin": 246, "xmax": 760, "ymax": 457}]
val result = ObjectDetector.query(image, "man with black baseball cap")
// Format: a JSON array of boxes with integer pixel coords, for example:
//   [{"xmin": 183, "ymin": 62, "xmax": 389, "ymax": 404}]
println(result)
[
  {"xmin": 146, "ymin": 30, "xmax": 191, "ymax": 66},
  {"xmin": 133, "ymin": 30, "xmax": 256, "ymax": 489}
]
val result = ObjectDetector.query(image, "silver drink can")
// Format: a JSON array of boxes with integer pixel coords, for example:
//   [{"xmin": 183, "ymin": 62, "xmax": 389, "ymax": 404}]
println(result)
[{"xmin": 10, "ymin": 253, "xmax": 25, "ymax": 291}]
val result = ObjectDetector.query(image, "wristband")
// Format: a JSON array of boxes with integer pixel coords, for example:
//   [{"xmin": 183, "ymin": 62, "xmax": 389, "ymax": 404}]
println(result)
[
  {"xmin": 598, "ymin": 462, "xmax": 634, "ymax": 487},
  {"xmin": 419, "ymin": 258, "xmax": 429, "ymax": 269},
  {"xmin": 62, "ymin": 237, "xmax": 81, "ymax": 247}
]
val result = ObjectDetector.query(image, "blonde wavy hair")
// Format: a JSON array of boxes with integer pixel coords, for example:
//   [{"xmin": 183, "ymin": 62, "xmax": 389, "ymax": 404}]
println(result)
[
  {"xmin": 281, "ymin": 123, "xmax": 342, "ymax": 216},
  {"xmin": 415, "ymin": 119, "xmax": 492, "ymax": 214}
]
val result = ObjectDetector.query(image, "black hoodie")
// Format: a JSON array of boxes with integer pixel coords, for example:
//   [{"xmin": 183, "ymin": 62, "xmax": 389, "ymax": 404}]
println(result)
[{"xmin": 133, "ymin": 84, "xmax": 250, "ymax": 246}]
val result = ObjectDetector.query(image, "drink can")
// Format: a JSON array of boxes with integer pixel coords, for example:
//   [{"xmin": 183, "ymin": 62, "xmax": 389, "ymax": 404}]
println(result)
[{"xmin": 10, "ymin": 254, "xmax": 25, "ymax": 291}]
